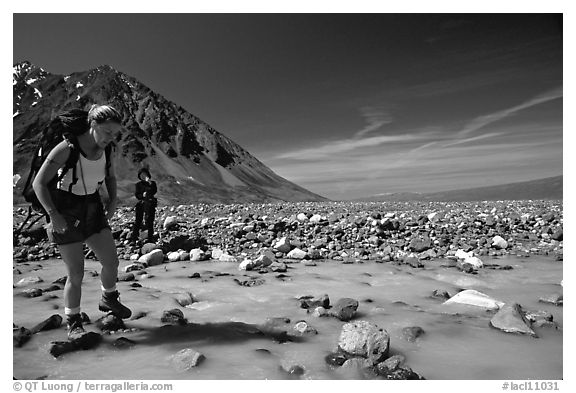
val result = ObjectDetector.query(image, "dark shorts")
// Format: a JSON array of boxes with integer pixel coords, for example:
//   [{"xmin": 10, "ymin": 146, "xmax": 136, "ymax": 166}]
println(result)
[{"xmin": 46, "ymin": 189, "xmax": 110, "ymax": 245}]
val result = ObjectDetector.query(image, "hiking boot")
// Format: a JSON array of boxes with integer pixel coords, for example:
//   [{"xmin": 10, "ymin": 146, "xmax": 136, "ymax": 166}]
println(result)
[
  {"xmin": 99, "ymin": 290, "xmax": 132, "ymax": 319},
  {"xmin": 67, "ymin": 314, "xmax": 86, "ymax": 341}
]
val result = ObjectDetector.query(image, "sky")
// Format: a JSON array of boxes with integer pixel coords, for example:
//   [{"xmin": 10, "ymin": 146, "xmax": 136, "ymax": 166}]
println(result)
[{"xmin": 12, "ymin": 13, "xmax": 563, "ymax": 200}]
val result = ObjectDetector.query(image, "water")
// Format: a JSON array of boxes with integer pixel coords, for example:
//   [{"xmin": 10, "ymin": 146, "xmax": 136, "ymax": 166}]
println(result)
[{"xmin": 13, "ymin": 255, "xmax": 563, "ymax": 380}]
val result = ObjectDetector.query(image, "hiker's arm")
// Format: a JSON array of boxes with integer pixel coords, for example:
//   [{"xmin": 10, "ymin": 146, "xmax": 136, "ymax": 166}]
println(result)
[
  {"xmin": 32, "ymin": 142, "xmax": 70, "ymax": 232},
  {"xmin": 135, "ymin": 182, "xmax": 144, "ymax": 200},
  {"xmin": 104, "ymin": 149, "xmax": 118, "ymax": 220}
]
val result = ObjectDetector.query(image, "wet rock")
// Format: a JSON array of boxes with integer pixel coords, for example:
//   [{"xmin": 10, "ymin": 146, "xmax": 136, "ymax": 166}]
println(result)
[
  {"xmin": 138, "ymin": 249, "xmax": 164, "ymax": 267},
  {"xmin": 125, "ymin": 263, "xmax": 146, "ymax": 273},
  {"xmin": 311, "ymin": 306, "xmax": 328, "ymax": 317},
  {"xmin": 292, "ymin": 321, "xmax": 318, "ymax": 336},
  {"xmin": 13, "ymin": 327, "xmax": 32, "ymax": 347},
  {"xmin": 175, "ymin": 292, "xmax": 195, "ymax": 307},
  {"xmin": 170, "ymin": 348, "xmax": 206, "ymax": 370},
  {"xmin": 490, "ymin": 303, "xmax": 537, "ymax": 337},
  {"xmin": 117, "ymin": 273, "xmax": 135, "ymax": 282},
  {"xmin": 130, "ymin": 311, "xmax": 147, "ymax": 320},
  {"xmin": 337, "ymin": 320, "xmax": 390, "ymax": 365},
  {"xmin": 48, "ymin": 341, "xmax": 76, "ymax": 358},
  {"xmin": 30, "ymin": 314, "xmax": 62, "ymax": 334},
  {"xmin": 341, "ymin": 357, "xmax": 372, "ymax": 370},
  {"xmin": 524, "ymin": 310, "xmax": 553, "ymax": 323},
  {"xmin": 329, "ymin": 298, "xmax": 359, "ymax": 321},
  {"xmin": 376, "ymin": 364, "xmax": 425, "ymax": 380},
  {"xmin": 20, "ymin": 288, "xmax": 43, "ymax": 298},
  {"xmin": 431, "ymin": 289, "xmax": 451, "ymax": 300},
  {"xmin": 463, "ymin": 256, "xmax": 484, "ymax": 268},
  {"xmin": 532, "ymin": 320, "xmax": 561, "ymax": 330},
  {"xmin": 443, "ymin": 289, "xmax": 504, "ymax": 310},
  {"xmin": 269, "ymin": 261, "xmax": 287, "ymax": 272},
  {"xmin": 69, "ymin": 331, "xmax": 103, "ymax": 350},
  {"xmin": 539, "ymin": 294, "xmax": 563, "ymax": 306},
  {"xmin": 15, "ymin": 276, "xmax": 43, "ymax": 287},
  {"xmin": 376, "ymin": 354, "xmax": 406, "ymax": 372},
  {"xmin": 299, "ymin": 294, "xmax": 330, "ymax": 309},
  {"xmin": 161, "ymin": 309, "xmax": 187, "ymax": 325},
  {"xmin": 325, "ymin": 351, "xmax": 352, "ymax": 367},
  {"xmin": 280, "ymin": 364, "xmax": 305, "ymax": 378},
  {"xmin": 254, "ymin": 348, "xmax": 272, "ymax": 356},
  {"xmin": 234, "ymin": 277, "xmax": 265, "ymax": 287},
  {"xmin": 96, "ymin": 314, "xmax": 126, "ymax": 333},
  {"xmin": 401, "ymin": 326, "xmax": 425, "ymax": 342},
  {"xmin": 112, "ymin": 337, "xmax": 136, "ymax": 349}
]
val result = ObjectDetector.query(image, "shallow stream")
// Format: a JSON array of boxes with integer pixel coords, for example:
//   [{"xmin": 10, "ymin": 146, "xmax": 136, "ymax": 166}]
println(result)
[{"xmin": 13, "ymin": 255, "xmax": 563, "ymax": 380}]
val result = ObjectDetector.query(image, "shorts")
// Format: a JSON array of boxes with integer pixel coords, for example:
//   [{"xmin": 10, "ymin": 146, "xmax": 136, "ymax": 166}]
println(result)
[{"xmin": 46, "ymin": 189, "xmax": 110, "ymax": 245}]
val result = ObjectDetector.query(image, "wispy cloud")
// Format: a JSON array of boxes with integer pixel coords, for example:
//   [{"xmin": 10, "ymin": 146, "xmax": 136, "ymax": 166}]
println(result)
[
  {"xmin": 457, "ymin": 87, "xmax": 562, "ymax": 137},
  {"xmin": 354, "ymin": 106, "xmax": 393, "ymax": 137}
]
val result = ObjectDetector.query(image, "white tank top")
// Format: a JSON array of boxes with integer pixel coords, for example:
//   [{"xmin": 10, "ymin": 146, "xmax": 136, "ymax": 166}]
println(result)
[{"xmin": 57, "ymin": 152, "xmax": 106, "ymax": 195}]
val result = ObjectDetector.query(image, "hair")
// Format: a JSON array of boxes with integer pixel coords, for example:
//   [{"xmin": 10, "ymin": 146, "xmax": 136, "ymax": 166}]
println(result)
[
  {"xmin": 55, "ymin": 109, "xmax": 90, "ymax": 136},
  {"xmin": 88, "ymin": 104, "xmax": 122, "ymax": 124}
]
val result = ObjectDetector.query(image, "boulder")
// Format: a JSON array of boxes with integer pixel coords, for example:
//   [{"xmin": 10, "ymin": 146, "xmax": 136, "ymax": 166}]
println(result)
[
  {"xmin": 401, "ymin": 326, "xmax": 425, "ymax": 342},
  {"xmin": 125, "ymin": 263, "xmax": 145, "ymax": 273},
  {"xmin": 299, "ymin": 294, "xmax": 330, "ymax": 309},
  {"xmin": 170, "ymin": 348, "xmax": 206, "ymax": 371},
  {"xmin": 30, "ymin": 314, "xmax": 63, "ymax": 334},
  {"xmin": 163, "ymin": 216, "xmax": 179, "ymax": 230},
  {"xmin": 48, "ymin": 341, "xmax": 76, "ymax": 358},
  {"xmin": 273, "ymin": 237, "xmax": 291, "ymax": 253},
  {"xmin": 463, "ymin": 256, "xmax": 484, "ymax": 268},
  {"xmin": 96, "ymin": 314, "xmax": 126, "ymax": 333},
  {"xmin": 490, "ymin": 303, "xmax": 537, "ymax": 337},
  {"xmin": 329, "ymin": 298, "xmax": 359, "ymax": 321},
  {"xmin": 443, "ymin": 289, "xmax": 504, "ymax": 310},
  {"xmin": 211, "ymin": 248, "xmax": 224, "ymax": 259},
  {"xmin": 337, "ymin": 320, "xmax": 390, "ymax": 365},
  {"xmin": 287, "ymin": 248, "xmax": 307, "ymax": 260},
  {"xmin": 175, "ymin": 292, "xmax": 195, "ymax": 307},
  {"xmin": 239, "ymin": 259, "xmax": 256, "ymax": 271},
  {"xmin": 292, "ymin": 321, "xmax": 318, "ymax": 336},
  {"xmin": 492, "ymin": 235, "xmax": 508, "ymax": 250},
  {"xmin": 138, "ymin": 249, "xmax": 164, "ymax": 266},
  {"xmin": 269, "ymin": 261, "xmax": 287, "ymax": 273},
  {"xmin": 167, "ymin": 251, "xmax": 181, "ymax": 262},
  {"xmin": 189, "ymin": 248, "xmax": 206, "ymax": 262},
  {"xmin": 13, "ymin": 326, "xmax": 32, "ymax": 347},
  {"xmin": 141, "ymin": 243, "xmax": 159, "ymax": 255},
  {"xmin": 161, "ymin": 309, "xmax": 187, "ymax": 325},
  {"xmin": 218, "ymin": 253, "xmax": 238, "ymax": 262},
  {"xmin": 409, "ymin": 237, "xmax": 431, "ymax": 252}
]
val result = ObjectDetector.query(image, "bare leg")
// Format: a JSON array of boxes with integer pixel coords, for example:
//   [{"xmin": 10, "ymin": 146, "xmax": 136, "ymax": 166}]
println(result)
[
  {"xmin": 85, "ymin": 228, "xmax": 118, "ymax": 289},
  {"xmin": 57, "ymin": 242, "xmax": 85, "ymax": 310}
]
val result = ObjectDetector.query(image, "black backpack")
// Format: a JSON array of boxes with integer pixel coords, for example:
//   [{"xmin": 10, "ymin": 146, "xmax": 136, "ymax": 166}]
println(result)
[{"xmin": 21, "ymin": 109, "xmax": 113, "ymax": 215}]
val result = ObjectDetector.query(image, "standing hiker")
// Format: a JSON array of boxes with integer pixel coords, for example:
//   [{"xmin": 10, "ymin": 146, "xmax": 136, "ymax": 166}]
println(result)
[
  {"xmin": 32, "ymin": 104, "xmax": 131, "ymax": 340},
  {"xmin": 131, "ymin": 168, "xmax": 158, "ymax": 242}
]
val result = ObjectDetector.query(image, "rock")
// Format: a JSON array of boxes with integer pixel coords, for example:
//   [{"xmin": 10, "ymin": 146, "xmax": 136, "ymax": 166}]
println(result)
[
  {"xmin": 15, "ymin": 276, "xmax": 43, "ymax": 287},
  {"xmin": 189, "ymin": 248, "xmax": 206, "ymax": 261},
  {"xmin": 234, "ymin": 277, "xmax": 265, "ymax": 287},
  {"xmin": 210, "ymin": 248, "xmax": 224, "ymax": 259},
  {"xmin": 325, "ymin": 351, "xmax": 352, "ymax": 367},
  {"xmin": 299, "ymin": 294, "xmax": 330, "ymax": 309},
  {"xmin": 376, "ymin": 365, "xmax": 424, "ymax": 380},
  {"xmin": 376, "ymin": 354, "xmax": 406, "ymax": 373},
  {"xmin": 273, "ymin": 237, "xmax": 291, "ymax": 253},
  {"xmin": 490, "ymin": 303, "xmax": 537, "ymax": 337},
  {"xmin": 492, "ymin": 235, "xmax": 508, "ymax": 249},
  {"xmin": 170, "ymin": 348, "xmax": 206, "ymax": 370},
  {"xmin": 96, "ymin": 314, "xmax": 126, "ymax": 333},
  {"xmin": 287, "ymin": 248, "xmax": 307, "ymax": 260},
  {"xmin": 48, "ymin": 341, "xmax": 76, "ymax": 358},
  {"xmin": 238, "ymin": 259, "xmax": 256, "ymax": 271},
  {"xmin": 551, "ymin": 228, "xmax": 563, "ymax": 241},
  {"xmin": 21, "ymin": 288, "xmax": 43, "ymax": 298},
  {"xmin": 329, "ymin": 298, "xmax": 359, "ymax": 321},
  {"xmin": 13, "ymin": 327, "xmax": 32, "ymax": 347},
  {"xmin": 281, "ymin": 364, "xmax": 305, "ymax": 377},
  {"xmin": 409, "ymin": 237, "xmax": 432, "ymax": 252},
  {"xmin": 141, "ymin": 243, "xmax": 159, "ymax": 255},
  {"xmin": 311, "ymin": 306, "xmax": 328, "ymax": 317},
  {"xmin": 309, "ymin": 214, "xmax": 323, "ymax": 223},
  {"xmin": 161, "ymin": 309, "xmax": 187, "ymax": 325},
  {"xmin": 404, "ymin": 254, "xmax": 423, "ymax": 268},
  {"xmin": 337, "ymin": 320, "xmax": 390, "ymax": 365},
  {"xmin": 175, "ymin": 292, "xmax": 195, "ymax": 307},
  {"xmin": 463, "ymin": 256, "xmax": 484, "ymax": 268},
  {"xmin": 179, "ymin": 251, "xmax": 190, "ymax": 261},
  {"xmin": 218, "ymin": 253, "xmax": 238, "ymax": 262},
  {"xmin": 443, "ymin": 289, "xmax": 504, "ymax": 310},
  {"xmin": 539, "ymin": 294, "xmax": 563, "ymax": 306},
  {"xmin": 532, "ymin": 320, "xmax": 561, "ymax": 330},
  {"xmin": 117, "ymin": 273, "xmax": 135, "ymax": 282},
  {"xmin": 30, "ymin": 314, "xmax": 62, "ymax": 334},
  {"xmin": 163, "ymin": 216, "xmax": 179, "ymax": 230},
  {"xmin": 431, "ymin": 289, "xmax": 451, "ymax": 300},
  {"xmin": 138, "ymin": 249, "xmax": 164, "ymax": 266},
  {"xmin": 455, "ymin": 249, "xmax": 473, "ymax": 259},
  {"xmin": 269, "ymin": 261, "xmax": 287, "ymax": 272},
  {"xmin": 402, "ymin": 326, "xmax": 425, "ymax": 342},
  {"xmin": 296, "ymin": 213, "xmax": 308, "ymax": 221},
  {"xmin": 125, "ymin": 263, "xmax": 145, "ymax": 273},
  {"xmin": 167, "ymin": 251, "xmax": 181, "ymax": 262},
  {"xmin": 292, "ymin": 321, "xmax": 318, "ymax": 336},
  {"xmin": 524, "ymin": 310, "xmax": 553, "ymax": 323},
  {"xmin": 254, "ymin": 254, "xmax": 274, "ymax": 267},
  {"xmin": 69, "ymin": 331, "xmax": 103, "ymax": 350},
  {"xmin": 112, "ymin": 337, "xmax": 136, "ymax": 349},
  {"xmin": 341, "ymin": 357, "xmax": 371, "ymax": 370}
]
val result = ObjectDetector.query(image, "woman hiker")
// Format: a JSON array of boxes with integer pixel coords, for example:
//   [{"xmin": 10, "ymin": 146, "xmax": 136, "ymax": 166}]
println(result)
[{"xmin": 33, "ymin": 104, "xmax": 131, "ymax": 340}]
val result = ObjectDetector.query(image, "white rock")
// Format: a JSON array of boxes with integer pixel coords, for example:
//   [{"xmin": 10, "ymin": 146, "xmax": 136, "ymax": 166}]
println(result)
[
  {"xmin": 163, "ymin": 216, "xmax": 178, "ymax": 230},
  {"xmin": 238, "ymin": 259, "xmax": 255, "ymax": 271},
  {"xmin": 463, "ymin": 256, "xmax": 484, "ymax": 268},
  {"xmin": 15, "ymin": 276, "xmax": 43, "ymax": 287},
  {"xmin": 443, "ymin": 289, "xmax": 504, "ymax": 310},
  {"xmin": 309, "ymin": 214, "xmax": 323, "ymax": 223},
  {"xmin": 297, "ymin": 213, "xmax": 308, "ymax": 221},
  {"xmin": 287, "ymin": 248, "xmax": 307, "ymax": 260},
  {"xmin": 219, "ymin": 253, "xmax": 238, "ymax": 263},
  {"xmin": 138, "ymin": 249, "xmax": 164, "ymax": 266},
  {"xmin": 455, "ymin": 249, "xmax": 473, "ymax": 259},
  {"xmin": 129, "ymin": 254, "xmax": 139, "ymax": 261},
  {"xmin": 254, "ymin": 254, "xmax": 273, "ymax": 267},
  {"xmin": 167, "ymin": 251, "xmax": 181, "ymax": 262},
  {"xmin": 492, "ymin": 235, "xmax": 508, "ymax": 249},
  {"xmin": 189, "ymin": 248, "xmax": 206, "ymax": 262},
  {"xmin": 273, "ymin": 237, "xmax": 291, "ymax": 253},
  {"xmin": 211, "ymin": 248, "xmax": 224, "ymax": 259}
]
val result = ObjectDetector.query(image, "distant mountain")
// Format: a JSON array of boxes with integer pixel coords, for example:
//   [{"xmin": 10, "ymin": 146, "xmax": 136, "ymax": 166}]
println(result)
[
  {"xmin": 351, "ymin": 176, "xmax": 563, "ymax": 202},
  {"xmin": 13, "ymin": 61, "xmax": 327, "ymax": 205}
]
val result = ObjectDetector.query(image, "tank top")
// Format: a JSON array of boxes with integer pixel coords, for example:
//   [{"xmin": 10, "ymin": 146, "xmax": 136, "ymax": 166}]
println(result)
[{"xmin": 57, "ymin": 152, "xmax": 106, "ymax": 195}]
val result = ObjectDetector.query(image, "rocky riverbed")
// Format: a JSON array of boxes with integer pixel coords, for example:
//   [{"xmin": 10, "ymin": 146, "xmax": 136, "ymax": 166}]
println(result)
[{"xmin": 13, "ymin": 200, "xmax": 563, "ymax": 380}]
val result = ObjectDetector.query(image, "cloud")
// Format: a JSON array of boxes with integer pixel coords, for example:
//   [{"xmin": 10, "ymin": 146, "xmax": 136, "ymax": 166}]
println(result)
[
  {"xmin": 442, "ymin": 132, "xmax": 503, "ymax": 148},
  {"xmin": 354, "ymin": 106, "xmax": 393, "ymax": 137},
  {"xmin": 457, "ymin": 87, "xmax": 562, "ymax": 137}
]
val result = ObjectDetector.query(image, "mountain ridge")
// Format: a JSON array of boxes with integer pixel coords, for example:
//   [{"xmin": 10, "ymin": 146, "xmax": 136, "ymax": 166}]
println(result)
[
  {"xmin": 13, "ymin": 61, "xmax": 327, "ymax": 205},
  {"xmin": 348, "ymin": 175, "xmax": 563, "ymax": 202}
]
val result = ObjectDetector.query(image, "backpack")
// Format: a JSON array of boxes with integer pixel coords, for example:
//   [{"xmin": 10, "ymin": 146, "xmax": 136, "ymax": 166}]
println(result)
[{"xmin": 21, "ymin": 109, "xmax": 113, "ymax": 215}]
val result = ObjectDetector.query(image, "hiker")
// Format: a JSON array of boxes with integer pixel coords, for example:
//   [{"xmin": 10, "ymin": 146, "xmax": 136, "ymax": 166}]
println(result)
[
  {"xmin": 32, "ymin": 104, "xmax": 131, "ymax": 340},
  {"xmin": 131, "ymin": 168, "xmax": 158, "ymax": 242}
]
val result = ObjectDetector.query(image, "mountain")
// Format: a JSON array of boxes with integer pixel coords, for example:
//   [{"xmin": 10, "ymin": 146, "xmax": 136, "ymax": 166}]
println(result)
[
  {"xmin": 351, "ymin": 175, "xmax": 563, "ymax": 202},
  {"xmin": 13, "ymin": 61, "xmax": 327, "ymax": 205}
]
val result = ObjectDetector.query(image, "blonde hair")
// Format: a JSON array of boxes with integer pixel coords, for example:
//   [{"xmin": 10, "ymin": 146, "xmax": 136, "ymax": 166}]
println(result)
[{"xmin": 88, "ymin": 104, "xmax": 122, "ymax": 124}]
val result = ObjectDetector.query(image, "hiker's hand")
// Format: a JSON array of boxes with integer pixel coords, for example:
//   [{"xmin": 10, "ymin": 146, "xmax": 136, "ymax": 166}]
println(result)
[
  {"xmin": 105, "ymin": 198, "xmax": 118, "ymax": 220},
  {"xmin": 49, "ymin": 212, "xmax": 68, "ymax": 234}
]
